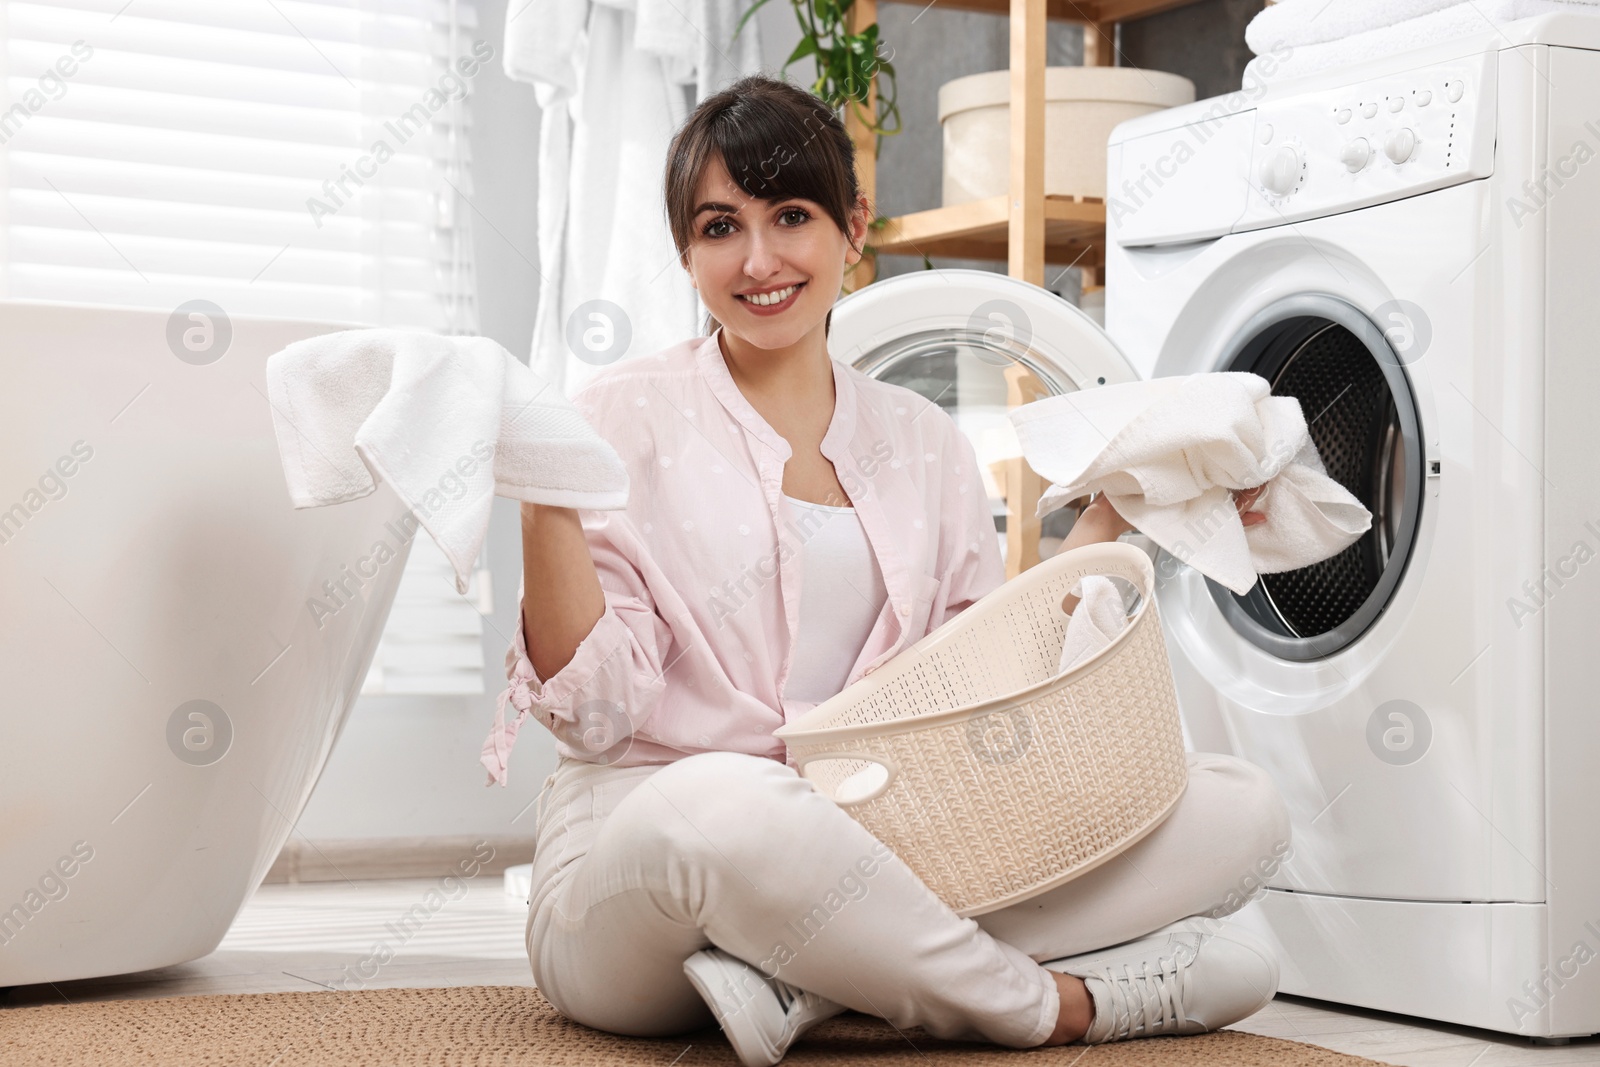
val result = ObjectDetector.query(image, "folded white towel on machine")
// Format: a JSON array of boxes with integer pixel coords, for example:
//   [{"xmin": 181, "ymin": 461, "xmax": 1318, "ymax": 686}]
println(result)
[
  {"xmin": 1245, "ymin": 0, "xmax": 1600, "ymax": 83},
  {"xmin": 1246, "ymin": 0, "xmax": 1598, "ymax": 52},
  {"xmin": 1009, "ymin": 372, "xmax": 1373, "ymax": 597},
  {"xmin": 265, "ymin": 328, "xmax": 629, "ymax": 594}
]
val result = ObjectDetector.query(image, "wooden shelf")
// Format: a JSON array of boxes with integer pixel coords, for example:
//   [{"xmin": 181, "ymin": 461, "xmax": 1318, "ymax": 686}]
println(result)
[{"xmin": 869, "ymin": 193, "xmax": 1105, "ymax": 267}]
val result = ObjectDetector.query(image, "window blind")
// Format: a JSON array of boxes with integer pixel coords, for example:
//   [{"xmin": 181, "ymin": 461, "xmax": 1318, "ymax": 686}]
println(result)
[
  {"xmin": 2, "ymin": 0, "xmax": 490, "ymax": 695},
  {"xmin": 362, "ymin": 534, "xmax": 492, "ymax": 697}
]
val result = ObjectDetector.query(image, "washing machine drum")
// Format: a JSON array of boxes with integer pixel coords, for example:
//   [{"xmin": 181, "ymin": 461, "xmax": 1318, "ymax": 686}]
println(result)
[{"xmin": 1211, "ymin": 296, "xmax": 1425, "ymax": 662}]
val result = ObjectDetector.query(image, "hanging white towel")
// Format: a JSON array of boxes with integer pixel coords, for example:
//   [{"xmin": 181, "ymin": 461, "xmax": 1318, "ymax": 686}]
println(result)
[
  {"xmin": 1245, "ymin": 1, "xmax": 1600, "ymax": 84},
  {"xmin": 1009, "ymin": 373, "xmax": 1373, "ymax": 597},
  {"xmin": 265, "ymin": 328, "xmax": 629, "ymax": 594},
  {"xmin": 1056, "ymin": 575, "xmax": 1129, "ymax": 674}
]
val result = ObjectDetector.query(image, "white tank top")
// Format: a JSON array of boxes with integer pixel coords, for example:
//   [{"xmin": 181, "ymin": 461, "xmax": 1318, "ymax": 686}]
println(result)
[{"xmin": 781, "ymin": 493, "xmax": 889, "ymax": 703}]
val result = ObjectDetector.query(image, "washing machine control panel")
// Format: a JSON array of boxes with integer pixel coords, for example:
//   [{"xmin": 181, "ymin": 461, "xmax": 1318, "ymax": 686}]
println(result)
[{"xmin": 1236, "ymin": 49, "xmax": 1496, "ymax": 231}]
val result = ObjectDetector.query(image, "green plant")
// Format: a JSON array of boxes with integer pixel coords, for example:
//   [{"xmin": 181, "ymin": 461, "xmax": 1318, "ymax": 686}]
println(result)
[{"xmin": 733, "ymin": 0, "xmax": 902, "ymax": 151}]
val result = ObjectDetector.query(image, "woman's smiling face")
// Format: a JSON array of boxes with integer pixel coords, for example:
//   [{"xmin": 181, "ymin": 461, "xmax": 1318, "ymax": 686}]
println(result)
[{"xmin": 681, "ymin": 152, "xmax": 867, "ymax": 350}]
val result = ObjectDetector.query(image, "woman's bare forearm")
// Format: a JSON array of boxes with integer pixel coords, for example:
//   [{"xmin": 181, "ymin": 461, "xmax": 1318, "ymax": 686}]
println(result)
[
  {"xmin": 1057, "ymin": 505, "xmax": 1129, "ymax": 614},
  {"xmin": 521, "ymin": 502, "xmax": 606, "ymax": 682}
]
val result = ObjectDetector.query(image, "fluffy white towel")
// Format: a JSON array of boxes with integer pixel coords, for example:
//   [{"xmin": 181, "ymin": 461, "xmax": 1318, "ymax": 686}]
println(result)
[
  {"xmin": 1057, "ymin": 575, "xmax": 1129, "ymax": 674},
  {"xmin": 1246, "ymin": 0, "xmax": 1600, "ymax": 83},
  {"xmin": 1009, "ymin": 373, "xmax": 1373, "ymax": 596},
  {"xmin": 265, "ymin": 328, "xmax": 629, "ymax": 594},
  {"xmin": 1246, "ymin": 0, "xmax": 1596, "ymax": 52}
]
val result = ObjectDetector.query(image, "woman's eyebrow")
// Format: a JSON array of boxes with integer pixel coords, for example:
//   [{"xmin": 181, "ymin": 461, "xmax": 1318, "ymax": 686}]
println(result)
[{"xmin": 693, "ymin": 198, "xmax": 802, "ymax": 218}]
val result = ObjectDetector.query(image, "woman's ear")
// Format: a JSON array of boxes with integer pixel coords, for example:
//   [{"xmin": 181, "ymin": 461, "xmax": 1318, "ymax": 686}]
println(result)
[{"xmin": 844, "ymin": 198, "xmax": 870, "ymax": 268}]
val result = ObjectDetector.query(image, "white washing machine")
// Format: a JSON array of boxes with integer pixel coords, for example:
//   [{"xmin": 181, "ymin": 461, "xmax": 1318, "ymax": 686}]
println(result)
[{"xmin": 827, "ymin": 12, "xmax": 1600, "ymax": 1041}]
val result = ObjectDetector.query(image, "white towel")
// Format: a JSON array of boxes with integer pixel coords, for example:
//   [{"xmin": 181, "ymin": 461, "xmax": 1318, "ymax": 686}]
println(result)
[
  {"xmin": 1246, "ymin": 0, "xmax": 1600, "ymax": 83},
  {"xmin": 1009, "ymin": 373, "xmax": 1373, "ymax": 597},
  {"xmin": 265, "ymin": 328, "xmax": 629, "ymax": 594},
  {"xmin": 1247, "ymin": 0, "xmax": 1595, "ymax": 51},
  {"xmin": 1057, "ymin": 575, "xmax": 1129, "ymax": 674}
]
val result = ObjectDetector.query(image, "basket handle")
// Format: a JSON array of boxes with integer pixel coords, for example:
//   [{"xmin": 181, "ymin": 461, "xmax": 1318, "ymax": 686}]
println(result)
[
  {"xmin": 793, "ymin": 750, "xmax": 900, "ymax": 808},
  {"xmin": 1046, "ymin": 540, "xmax": 1156, "ymax": 607}
]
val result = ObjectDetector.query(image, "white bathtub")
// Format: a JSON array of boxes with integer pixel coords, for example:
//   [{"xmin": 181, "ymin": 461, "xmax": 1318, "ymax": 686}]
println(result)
[{"xmin": 0, "ymin": 301, "xmax": 411, "ymax": 985}]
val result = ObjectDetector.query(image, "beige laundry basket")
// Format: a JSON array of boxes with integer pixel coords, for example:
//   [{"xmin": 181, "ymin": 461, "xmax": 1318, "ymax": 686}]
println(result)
[{"xmin": 772, "ymin": 541, "xmax": 1188, "ymax": 917}]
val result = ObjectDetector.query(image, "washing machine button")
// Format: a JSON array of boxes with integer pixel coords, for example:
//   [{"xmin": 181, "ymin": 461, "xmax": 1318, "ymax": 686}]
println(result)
[
  {"xmin": 1445, "ymin": 78, "xmax": 1465, "ymax": 102},
  {"xmin": 1384, "ymin": 127, "xmax": 1417, "ymax": 164},
  {"xmin": 1415, "ymin": 89, "xmax": 1432, "ymax": 107},
  {"xmin": 1361, "ymin": 101, "xmax": 1379, "ymax": 119},
  {"xmin": 1336, "ymin": 107, "xmax": 1352, "ymax": 124},
  {"xmin": 1341, "ymin": 138, "xmax": 1372, "ymax": 172},
  {"xmin": 1388, "ymin": 95, "xmax": 1405, "ymax": 113},
  {"xmin": 1258, "ymin": 122, "xmax": 1275, "ymax": 144},
  {"xmin": 1259, "ymin": 144, "xmax": 1303, "ymax": 195}
]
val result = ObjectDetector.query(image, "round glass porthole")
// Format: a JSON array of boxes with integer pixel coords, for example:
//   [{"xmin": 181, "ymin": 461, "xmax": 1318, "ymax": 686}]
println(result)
[
  {"xmin": 850, "ymin": 327, "xmax": 1089, "ymax": 570},
  {"xmin": 1205, "ymin": 294, "xmax": 1425, "ymax": 661}
]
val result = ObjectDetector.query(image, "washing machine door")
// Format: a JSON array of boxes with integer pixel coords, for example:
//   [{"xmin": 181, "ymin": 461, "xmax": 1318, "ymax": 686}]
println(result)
[{"xmin": 827, "ymin": 269, "xmax": 1142, "ymax": 568}]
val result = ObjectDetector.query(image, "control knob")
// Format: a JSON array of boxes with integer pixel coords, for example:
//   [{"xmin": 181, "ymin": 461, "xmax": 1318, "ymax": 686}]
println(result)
[
  {"xmin": 1384, "ymin": 127, "xmax": 1417, "ymax": 164},
  {"xmin": 1340, "ymin": 138, "xmax": 1371, "ymax": 172},
  {"xmin": 1259, "ymin": 144, "xmax": 1303, "ymax": 195}
]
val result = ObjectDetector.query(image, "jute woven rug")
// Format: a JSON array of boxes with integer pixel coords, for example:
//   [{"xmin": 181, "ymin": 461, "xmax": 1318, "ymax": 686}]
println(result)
[{"xmin": 0, "ymin": 984, "xmax": 1391, "ymax": 1065}]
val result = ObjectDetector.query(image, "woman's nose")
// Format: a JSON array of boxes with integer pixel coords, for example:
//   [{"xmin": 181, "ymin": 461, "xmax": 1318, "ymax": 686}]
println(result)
[{"xmin": 741, "ymin": 230, "xmax": 783, "ymax": 277}]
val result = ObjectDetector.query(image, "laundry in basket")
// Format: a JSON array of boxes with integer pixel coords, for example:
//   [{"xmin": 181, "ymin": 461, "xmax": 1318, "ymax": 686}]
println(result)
[
  {"xmin": 1058, "ymin": 574, "xmax": 1130, "ymax": 675},
  {"xmin": 772, "ymin": 541, "xmax": 1187, "ymax": 918}
]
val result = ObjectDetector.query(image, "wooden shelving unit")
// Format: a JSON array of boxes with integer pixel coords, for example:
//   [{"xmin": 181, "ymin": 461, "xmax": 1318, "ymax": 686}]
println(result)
[
  {"xmin": 844, "ymin": 0, "xmax": 1209, "ymax": 296},
  {"xmin": 841, "ymin": 0, "xmax": 1208, "ymax": 574}
]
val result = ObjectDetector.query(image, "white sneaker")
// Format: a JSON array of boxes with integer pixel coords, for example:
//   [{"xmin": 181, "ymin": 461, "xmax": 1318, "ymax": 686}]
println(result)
[
  {"xmin": 682, "ymin": 947, "xmax": 848, "ymax": 1066},
  {"xmin": 1041, "ymin": 916, "xmax": 1280, "ymax": 1043}
]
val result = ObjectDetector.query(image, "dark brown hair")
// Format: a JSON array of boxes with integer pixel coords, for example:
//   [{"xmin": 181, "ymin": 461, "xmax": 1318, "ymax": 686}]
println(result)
[{"xmin": 664, "ymin": 74, "xmax": 868, "ymax": 337}]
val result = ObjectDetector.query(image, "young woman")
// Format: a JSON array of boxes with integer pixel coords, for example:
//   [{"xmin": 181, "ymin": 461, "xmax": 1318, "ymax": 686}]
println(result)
[{"xmin": 482, "ymin": 73, "xmax": 1288, "ymax": 1066}]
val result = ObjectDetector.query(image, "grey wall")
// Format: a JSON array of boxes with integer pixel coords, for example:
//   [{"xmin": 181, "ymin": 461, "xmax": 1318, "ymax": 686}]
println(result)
[
  {"xmin": 867, "ymin": 5, "xmax": 1085, "ymax": 298},
  {"xmin": 292, "ymin": 0, "xmax": 1259, "ymax": 842},
  {"xmin": 1122, "ymin": 0, "xmax": 1262, "ymax": 102}
]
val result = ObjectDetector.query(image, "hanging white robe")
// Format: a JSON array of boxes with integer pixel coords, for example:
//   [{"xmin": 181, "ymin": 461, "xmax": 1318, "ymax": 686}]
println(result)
[{"xmin": 504, "ymin": 0, "xmax": 761, "ymax": 395}]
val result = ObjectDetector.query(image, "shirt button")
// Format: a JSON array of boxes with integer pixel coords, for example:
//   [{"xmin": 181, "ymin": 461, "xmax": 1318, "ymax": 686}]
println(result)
[{"xmin": 898, "ymin": 604, "xmax": 910, "ymax": 617}]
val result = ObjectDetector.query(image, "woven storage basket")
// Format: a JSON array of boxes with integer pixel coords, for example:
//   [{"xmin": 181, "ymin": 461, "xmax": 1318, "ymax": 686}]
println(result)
[{"xmin": 772, "ymin": 540, "xmax": 1188, "ymax": 917}]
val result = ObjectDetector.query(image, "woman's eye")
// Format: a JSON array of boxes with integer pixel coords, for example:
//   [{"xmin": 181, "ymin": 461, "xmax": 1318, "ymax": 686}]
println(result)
[{"xmin": 702, "ymin": 206, "xmax": 808, "ymax": 238}]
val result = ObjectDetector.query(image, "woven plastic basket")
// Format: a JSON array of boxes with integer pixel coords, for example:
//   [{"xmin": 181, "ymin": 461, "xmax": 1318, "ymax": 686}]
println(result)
[{"xmin": 772, "ymin": 540, "xmax": 1188, "ymax": 917}]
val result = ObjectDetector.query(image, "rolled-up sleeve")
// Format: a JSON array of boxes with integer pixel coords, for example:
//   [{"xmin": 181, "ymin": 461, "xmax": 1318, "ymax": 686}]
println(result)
[
  {"xmin": 928, "ymin": 418, "xmax": 1007, "ymax": 632},
  {"xmin": 480, "ymin": 508, "xmax": 673, "ymax": 787}
]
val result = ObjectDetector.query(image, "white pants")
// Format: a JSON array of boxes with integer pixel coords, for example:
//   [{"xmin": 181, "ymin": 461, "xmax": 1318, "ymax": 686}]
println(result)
[{"xmin": 525, "ymin": 749, "xmax": 1290, "ymax": 1049}]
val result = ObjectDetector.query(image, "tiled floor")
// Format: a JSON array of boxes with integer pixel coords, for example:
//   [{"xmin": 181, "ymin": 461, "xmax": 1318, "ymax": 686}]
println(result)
[{"xmin": 4, "ymin": 877, "xmax": 1599, "ymax": 1067}]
